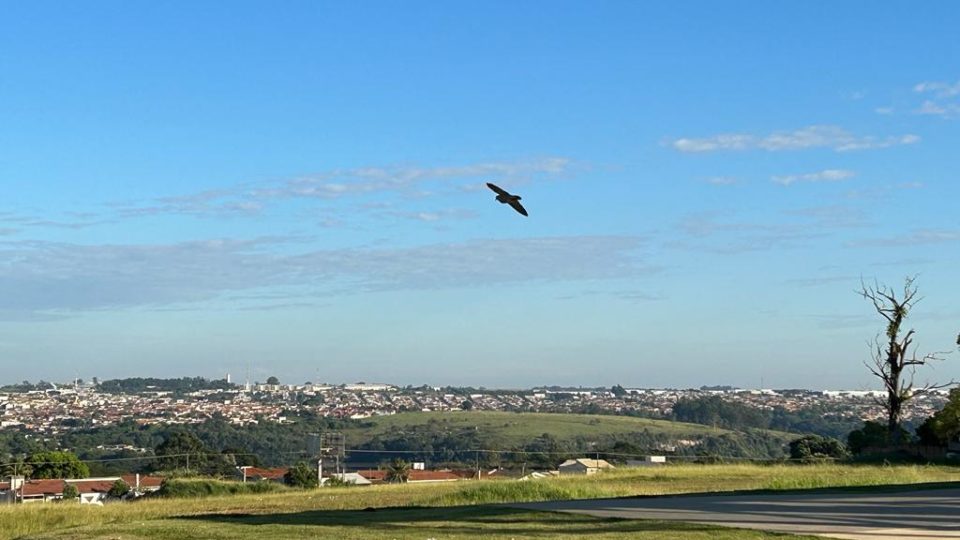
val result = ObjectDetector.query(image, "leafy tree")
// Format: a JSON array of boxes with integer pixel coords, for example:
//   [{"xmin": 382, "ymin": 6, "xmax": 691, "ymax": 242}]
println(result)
[
  {"xmin": 108, "ymin": 479, "xmax": 130, "ymax": 499},
  {"xmin": 848, "ymin": 420, "xmax": 909, "ymax": 455},
  {"xmin": 221, "ymin": 447, "xmax": 261, "ymax": 468},
  {"xmin": 460, "ymin": 399, "xmax": 474, "ymax": 411},
  {"xmin": 284, "ymin": 462, "xmax": 318, "ymax": 488},
  {"xmin": 27, "ymin": 451, "xmax": 90, "ymax": 479},
  {"xmin": 671, "ymin": 395, "xmax": 771, "ymax": 430},
  {"xmin": 266, "ymin": 376, "xmax": 280, "ymax": 385},
  {"xmin": 154, "ymin": 431, "xmax": 208, "ymax": 472},
  {"xmin": 97, "ymin": 377, "xmax": 233, "ymax": 395},
  {"xmin": 788, "ymin": 435, "xmax": 849, "ymax": 461},
  {"xmin": 611, "ymin": 385, "xmax": 628, "ymax": 398},
  {"xmin": 384, "ymin": 458, "xmax": 411, "ymax": 483},
  {"xmin": 923, "ymin": 387, "xmax": 960, "ymax": 445},
  {"xmin": 61, "ymin": 484, "xmax": 79, "ymax": 502},
  {"xmin": 858, "ymin": 277, "xmax": 954, "ymax": 443},
  {"xmin": 916, "ymin": 417, "xmax": 941, "ymax": 446},
  {"xmin": 0, "ymin": 458, "xmax": 33, "ymax": 478}
]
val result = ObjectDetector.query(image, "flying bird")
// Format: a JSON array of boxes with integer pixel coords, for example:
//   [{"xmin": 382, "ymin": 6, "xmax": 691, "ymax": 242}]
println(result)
[{"xmin": 486, "ymin": 182, "xmax": 528, "ymax": 216}]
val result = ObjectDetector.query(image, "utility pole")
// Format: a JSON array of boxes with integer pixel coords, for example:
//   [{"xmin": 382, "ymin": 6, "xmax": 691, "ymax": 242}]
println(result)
[{"xmin": 320, "ymin": 431, "xmax": 345, "ymax": 480}]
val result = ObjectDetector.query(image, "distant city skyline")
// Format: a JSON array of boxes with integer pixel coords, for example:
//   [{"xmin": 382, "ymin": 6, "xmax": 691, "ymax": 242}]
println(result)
[{"xmin": 2, "ymin": 2, "xmax": 959, "ymax": 389}]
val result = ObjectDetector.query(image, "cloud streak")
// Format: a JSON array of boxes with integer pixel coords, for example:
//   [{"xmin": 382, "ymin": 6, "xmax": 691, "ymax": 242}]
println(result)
[
  {"xmin": 0, "ymin": 234, "xmax": 652, "ymax": 318},
  {"xmin": 772, "ymin": 169, "xmax": 856, "ymax": 186},
  {"xmin": 846, "ymin": 229, "xmax": 960, "ymax": 248},
  {"xmin": 671, "ymin": 125, "xmax": 920, "ymax": 153},
  {"xmin": 670, "ymin": 212, "xmax": 828, "ymax": 254},
  {"xmin": 914, "ymin": 80, "xmax": 960, "ymax": 98},
  {"xmin": 912, "ymin": 80, "xmax": 960, "ymax": 118},
  {"xmin": 116, "ymin": 157, "xmax": 572, "ymax": 219}
]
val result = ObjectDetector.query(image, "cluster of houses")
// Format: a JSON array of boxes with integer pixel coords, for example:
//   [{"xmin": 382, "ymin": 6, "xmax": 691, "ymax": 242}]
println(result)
[
  {"xmin": 3, "ymin": 384, "xmax": 950, "ymax": 439},
  {"xmin": 1, "ymin": 456, "xmax": 657, "ymax": 504},
  {"xmin": 0, "ymin": 474, "xmax": 163, "ymax": 504},
  {"xmin": 240, "ymin": 457, "xmax": 634, "ymax": 486}
]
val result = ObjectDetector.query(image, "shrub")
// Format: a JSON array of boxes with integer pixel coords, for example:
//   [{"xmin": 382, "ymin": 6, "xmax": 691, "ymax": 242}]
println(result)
[
  {"xmin": 284, "ymin": 462, "xmax": 319, "ymax": 488},
  {"xmin": 788, "ymin": 435, "xmax": 849, "ymax": 462},
  {"xmin": 155, "ymin": 478, "xmax": 285, "ymax": 498},
  {"xmin": 61, "ymin": 484, "xmax": 79, "ymax": 502},
  {"xmin": 848, "ymin": 421, "xmax": 909, "ymax": 455},
  {"xmin": 108, "ymin": 479, "xmax": 131, "ymax": 499}
]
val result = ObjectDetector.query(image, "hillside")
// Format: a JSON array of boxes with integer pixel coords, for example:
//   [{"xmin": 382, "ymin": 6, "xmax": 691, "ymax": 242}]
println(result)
[
  {"xmin": 338, "ymin": 411, "xmax": 799, "ymax": 466},
  {"xmin": 345, "ymin": 411, "xmax": 755, "ymax": 446}
]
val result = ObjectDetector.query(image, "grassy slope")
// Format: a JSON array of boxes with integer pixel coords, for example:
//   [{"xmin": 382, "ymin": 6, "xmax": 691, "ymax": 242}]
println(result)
[
  {"xmin": 4, "ymin": 464, "xmax": 959, "ymax": 540},
  {"xmin": 26, "ymin": 507, "xmax": 817, "ymax": 540},
  {"xmin": 343, "ymin": 410, "xmax": 784, "ymax": 446}
]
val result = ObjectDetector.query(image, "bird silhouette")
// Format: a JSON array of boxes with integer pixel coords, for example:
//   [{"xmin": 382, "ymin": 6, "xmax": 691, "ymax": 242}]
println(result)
[{"xmin": 486, "ymin": 182, "xmax": 528, "ymax": 216}]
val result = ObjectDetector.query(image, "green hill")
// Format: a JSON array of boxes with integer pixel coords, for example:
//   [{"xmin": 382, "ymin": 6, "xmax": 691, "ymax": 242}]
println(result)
[
  {"xmin": 340, "ymin": 411, "xmax": 797, "ymax": 462},
  {"xmin": 346, "ymin": 411, "xmax": 741, "ymax": 445}
]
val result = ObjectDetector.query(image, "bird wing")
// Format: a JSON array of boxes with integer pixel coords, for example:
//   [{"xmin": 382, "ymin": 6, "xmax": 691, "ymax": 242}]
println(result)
[
  {"xmin": 486, "ymin": 182, "xmax": 510, "ymax": 196},
  {"xmin": 508, "ymin": 199, "xmax": 528, "ymax": 216}
]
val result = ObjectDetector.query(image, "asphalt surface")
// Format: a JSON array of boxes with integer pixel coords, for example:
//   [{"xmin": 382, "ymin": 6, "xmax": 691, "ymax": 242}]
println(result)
[{"xmin": 515, "ymin": 488, "xmax": 960, "ymax": 539}]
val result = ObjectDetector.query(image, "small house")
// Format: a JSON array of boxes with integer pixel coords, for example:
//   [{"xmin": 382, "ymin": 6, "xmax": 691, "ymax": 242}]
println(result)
[{"xmin": 558, "ymin": 458, "xmax": 615, "ymax": 476}]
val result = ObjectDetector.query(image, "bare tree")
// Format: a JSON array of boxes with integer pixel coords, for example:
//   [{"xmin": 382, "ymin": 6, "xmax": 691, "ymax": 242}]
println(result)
[{"xmin": 859, "ymin": 276, "xmax": 954, "ymax": 444}]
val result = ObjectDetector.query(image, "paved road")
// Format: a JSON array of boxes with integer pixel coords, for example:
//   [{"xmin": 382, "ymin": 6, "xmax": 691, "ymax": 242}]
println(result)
[{"xmin": 515, "ymin": 488, "xmax": 960, "ymax": 539}]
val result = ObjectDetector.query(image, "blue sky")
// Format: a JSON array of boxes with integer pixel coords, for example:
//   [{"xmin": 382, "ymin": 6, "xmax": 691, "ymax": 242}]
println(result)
[{"xmin": 2, "ymin": 2, "xmax": 958, "ymax": 389}]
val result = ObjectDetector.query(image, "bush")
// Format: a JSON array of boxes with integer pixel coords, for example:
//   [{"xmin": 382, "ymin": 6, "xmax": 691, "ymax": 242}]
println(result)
[
  {"xmin": 155, "ymin": 478, "xmax": 285, "ymax": 498},
  {"xmin": 283, "ymin": 462, "xmax": 318, "ymax": 488},
  {"xmin": 323, "ymin": 476, "xmax": 352, "ymax": 487},
  {"xmin": 108, "ymin": 479, "xmax": 130, "ymax": 499},
  {"xmin": 789, "ymin": 435, "xmax": 849, "ymax": 462},
  {"xmin": 61, "ymin": 484, "xmax": 79, "ymax": 502},
  {"xmin": 848, "ymin": 421, "xmax": 909, "ymax": 455}
]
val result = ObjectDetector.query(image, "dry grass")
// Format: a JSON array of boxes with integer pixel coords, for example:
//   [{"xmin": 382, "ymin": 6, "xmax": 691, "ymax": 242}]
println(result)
[{"xmin": 1, "ymin": 463, "xmax": 957, "ymax": 540}]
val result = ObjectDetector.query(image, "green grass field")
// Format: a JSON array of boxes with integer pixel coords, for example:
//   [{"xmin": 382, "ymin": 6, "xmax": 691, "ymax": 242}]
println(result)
[
  {"xmin": 343, "ymin": 410, "xmax": 784, "ymax": 446},
  {"xmin": 3, "ymin": 463, "xmax": 958, "ymax": 540}
]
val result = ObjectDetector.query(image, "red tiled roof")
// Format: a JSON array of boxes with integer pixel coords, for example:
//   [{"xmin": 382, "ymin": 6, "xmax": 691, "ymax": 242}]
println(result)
[
  {"xmin": 243, "ymin": 467, "xmax": 287, "ymax": 480},
  {"xmin": 121, "ymin": 475, "xmax": 164, "ymax": 489},
  {"xmin": 356, "ymin": 470, "xmax": 461, "ymax": 483},
  {"xmin": 21, "ymin": 479, "xmax": 65, "ymax": 497},
  {"xmin": 68, "ymin": 480, "xmax": 116, "ymax": 494},
  {"xmin": 408, "ymin": 470, "xmax": 461, "ymax": 482}
]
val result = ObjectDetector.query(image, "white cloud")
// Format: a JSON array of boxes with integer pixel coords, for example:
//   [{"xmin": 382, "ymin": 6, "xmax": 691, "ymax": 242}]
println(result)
[
  {"xmin": 771, "ymin": 169, "xmax": 856, "ymax": 186},
  {"xmin": 387, "ymin": 209, "xmax": 478, "ymax": 222},
  {"xmin": 117, "ymin": 157, "xmax": 573, "ymax": 219},
  {"xmin": 915, "ymin": 100, "xmax": 960, "ymax": 118},
  {"xmin": 0, "ymin": 235, "xmax": 653, "ymax": 318},
  {"xmin": 671, "ymin": 125, "xmax": 920, "ymax": 153},
  {"xmin": 784, "ymin": 205, "xmax": 869, "ymax": 229},
  {"xmin": 914, "ymin": 80, "xmax": 960, "ymax": 97},
  {"xmin": 874, "ymin": 107, "xmax": 895, "ymax": 115}
]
